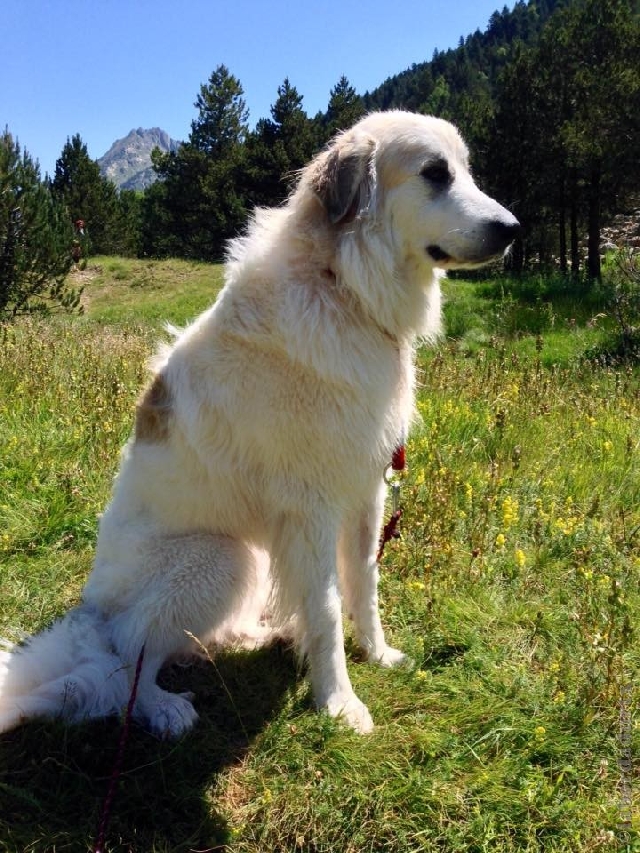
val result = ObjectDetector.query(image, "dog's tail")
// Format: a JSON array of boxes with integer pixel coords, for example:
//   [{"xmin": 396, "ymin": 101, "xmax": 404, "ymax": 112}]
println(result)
[{"xmin": 0, "ymin": 605, "xmax": 131, "ymax": 733}]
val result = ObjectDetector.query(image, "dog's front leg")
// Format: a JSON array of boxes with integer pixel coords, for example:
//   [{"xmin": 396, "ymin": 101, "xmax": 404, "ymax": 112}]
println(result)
[
  {"xmin": 338, "ymin": 481, "xmax": 407, "ymax": 668},
  {"xmin": 273, "ymin": 512, "xmax": 373, "ymax": 733}
]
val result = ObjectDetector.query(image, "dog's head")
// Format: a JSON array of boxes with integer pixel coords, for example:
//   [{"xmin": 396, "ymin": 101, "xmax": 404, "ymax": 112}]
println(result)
[{"xmin": 310, "ymin": 111, "xmax": 519, "ymax": 271}]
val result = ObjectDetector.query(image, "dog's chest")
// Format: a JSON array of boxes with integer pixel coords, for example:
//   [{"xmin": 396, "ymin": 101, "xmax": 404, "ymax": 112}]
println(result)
[
  {"xmin": 186, "ymin": 290, "xmax": 415, "ymax": 504},
  {"xmin": 302, "ymin": 339, "xmax": 414, "ymax": 479}
]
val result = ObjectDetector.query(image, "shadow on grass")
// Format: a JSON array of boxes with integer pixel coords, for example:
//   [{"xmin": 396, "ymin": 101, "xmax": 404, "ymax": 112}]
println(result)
[
  {"xmin": 0, "ymin": 642, "xmax": 298, "ymax": 852},
  {"xmin": 421, "ymin": 642, "xmax": 469, "ymax": 673}
]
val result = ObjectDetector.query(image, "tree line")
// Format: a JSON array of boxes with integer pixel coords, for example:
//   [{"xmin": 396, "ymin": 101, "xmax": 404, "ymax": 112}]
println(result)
[
  {"xmin": 1, "ymin": 0, "xmax": 638, "ymax": 318},
  {"xmin": 140, "ymin": 73, "xmax": 364, "ymax": 261}
]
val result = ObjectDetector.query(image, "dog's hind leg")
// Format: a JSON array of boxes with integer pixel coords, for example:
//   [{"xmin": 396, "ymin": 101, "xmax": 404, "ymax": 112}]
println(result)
[
  {"xmin": 205, "ymin": 547, "xmax": 287, "ymax": 650},
  {"xmin": 338, "ymin": 482, "xmax": 407, "ymax": 668},
  {"xmin": 272, "ymin": 511, "xmax": 373, "ymax": 733},
  {"xmin": 88, "ymin": 533, "xmax": 256, "ymax": 738},
  {"xmin": 127, "ymin": 649, "xmax": 199, "ymax": 739}
]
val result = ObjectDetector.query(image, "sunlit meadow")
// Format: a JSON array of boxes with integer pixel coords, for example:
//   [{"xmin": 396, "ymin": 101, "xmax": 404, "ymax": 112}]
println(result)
[{"xmin": 0, "ymin": 258, "xmax": 638, "ymax": 852}]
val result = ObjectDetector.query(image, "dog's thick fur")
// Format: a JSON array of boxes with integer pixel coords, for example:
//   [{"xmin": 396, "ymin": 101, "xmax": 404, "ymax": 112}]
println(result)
[{"xmin": 0, "ymin": 112, "xmax": 518, "ymax": 736}]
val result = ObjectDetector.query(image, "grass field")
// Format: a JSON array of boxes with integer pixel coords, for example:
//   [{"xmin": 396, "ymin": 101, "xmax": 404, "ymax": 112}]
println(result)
[{"xmin": 0, "ymin": 257, "xmax": 638, "ymax": 852}]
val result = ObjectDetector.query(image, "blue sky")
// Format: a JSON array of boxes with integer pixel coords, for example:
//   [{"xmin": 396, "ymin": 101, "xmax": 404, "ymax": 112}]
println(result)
[{"xmin": 3, "ymin": 0, "xmax": 509, "ymax": 177}]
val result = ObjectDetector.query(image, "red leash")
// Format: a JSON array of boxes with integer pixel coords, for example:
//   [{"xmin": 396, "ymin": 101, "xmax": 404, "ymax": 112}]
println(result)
[
  {"xmin": 94, "ymin": 643, "xmax": 146, "ymax": 853},
  {"xmin": 377, "ymin": 444, "xmax": 405, "ymax": 562},
  {"xmin": 377, "ymin": 508, "xmax": 403, "ymax": 561}
]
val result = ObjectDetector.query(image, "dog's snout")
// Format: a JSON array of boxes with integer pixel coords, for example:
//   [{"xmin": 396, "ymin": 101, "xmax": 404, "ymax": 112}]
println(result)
[{"xmin": 488, "ymin": 217, "xmax": 521, "ymax": 250}]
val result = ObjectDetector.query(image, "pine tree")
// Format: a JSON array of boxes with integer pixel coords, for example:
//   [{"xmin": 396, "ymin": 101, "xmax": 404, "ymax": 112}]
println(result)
[
  {"xmin": 0, "ymin": 130, "xmax": 79, "ymax": 319},
  {"xmin": 109, "ymin": 189, "xmax": 143, "ymax": 257},
  {"xmin": 147, "ymin": 65, "xmax": 249, "ymax": 260},
  {"xmin": 244, "ymin": 79, "xmax": 316, "ymax": 209},
  {"xmin": 269, "ymin": 79, "xmax": 316, "ymax": 171},
  {"xmin": 422, "ymin": 75, "xmax": 453, "ymax": 119},
  {"xmin": 323, "ymin": 76, "xmax": 364, "ymax": 141},
  {"xmin": 51, "ymin": 134, "xmax": 120, "ymax": 255},
  {"xmin": 190, "ymin": 65, "xmax": 249, "ymax": 155}
]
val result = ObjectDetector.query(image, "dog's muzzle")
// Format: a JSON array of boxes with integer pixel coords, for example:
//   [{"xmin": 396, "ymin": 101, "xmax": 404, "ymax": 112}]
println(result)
[{"xmin": 428, "ymin": 214, "xmax": 520, "ymax": 266}]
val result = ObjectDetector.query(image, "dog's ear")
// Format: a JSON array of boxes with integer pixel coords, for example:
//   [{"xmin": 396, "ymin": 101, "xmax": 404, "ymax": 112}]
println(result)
[{"xmin": 311, "ymin": 133, "xmax": 376, "ymax": 225}]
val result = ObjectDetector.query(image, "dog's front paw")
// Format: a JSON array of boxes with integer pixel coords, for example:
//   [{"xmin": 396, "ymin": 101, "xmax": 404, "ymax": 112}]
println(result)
[
  {"xmin": 145, "ymin": 691, "xmax": 199, "ymax": 739},
  {"xmin": 324, "ymin": 692, "xmax": 374, "ymax": 734},
  {"xmin": 371, "ymin": 645, "xmax": 408, "ymax": 668}
]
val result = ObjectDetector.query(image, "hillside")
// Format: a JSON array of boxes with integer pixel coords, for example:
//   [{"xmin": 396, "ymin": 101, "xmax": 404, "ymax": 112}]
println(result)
[
  {"xmin": 97, "ymin": 127, "xmax": 179, "ymax": 190},
  {"xmin": 362, "ymin": 0, "xmax": 566, "ymax": 116}
]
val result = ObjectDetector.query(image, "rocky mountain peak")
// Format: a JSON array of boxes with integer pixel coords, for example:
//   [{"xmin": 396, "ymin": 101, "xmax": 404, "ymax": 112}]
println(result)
[{"xmin": 98, "ymin": 127, "xmax": 179, "ymax": 190}]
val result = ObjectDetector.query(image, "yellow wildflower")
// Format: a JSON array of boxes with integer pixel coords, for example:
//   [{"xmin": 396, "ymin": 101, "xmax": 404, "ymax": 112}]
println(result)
[{"xmin": 502, "ymin": 496, "xmax": 519, "ymax": 529}]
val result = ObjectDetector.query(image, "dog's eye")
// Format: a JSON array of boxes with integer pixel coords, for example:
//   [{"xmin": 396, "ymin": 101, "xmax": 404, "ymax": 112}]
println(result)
[{"xmin": 420, "ymin": 161, "xmax": 451, "ymax": 186}]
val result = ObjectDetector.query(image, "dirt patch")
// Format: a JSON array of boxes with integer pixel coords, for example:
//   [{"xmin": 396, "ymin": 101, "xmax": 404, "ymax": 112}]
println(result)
[{"xmin": 68, "ymin": 264, "xmax": 102, "ymax": 310}]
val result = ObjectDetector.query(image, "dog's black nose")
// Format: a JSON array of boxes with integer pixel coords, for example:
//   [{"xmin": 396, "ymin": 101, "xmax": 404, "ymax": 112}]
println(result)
[{"xmin": 489, "ymin": 218, "xmax": 521, "ymax": 249}]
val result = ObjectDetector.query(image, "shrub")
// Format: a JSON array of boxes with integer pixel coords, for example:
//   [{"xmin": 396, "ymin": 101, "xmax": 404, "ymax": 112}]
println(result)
[{"xmin": 599, "ymin": 247, "xmax": 640, "ymax": 358}]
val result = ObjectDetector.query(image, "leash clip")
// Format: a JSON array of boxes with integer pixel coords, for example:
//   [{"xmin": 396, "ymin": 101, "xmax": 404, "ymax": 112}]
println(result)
[{"xmin": 391, "ymin": 480, "xmax": 401, "ymax": 514}]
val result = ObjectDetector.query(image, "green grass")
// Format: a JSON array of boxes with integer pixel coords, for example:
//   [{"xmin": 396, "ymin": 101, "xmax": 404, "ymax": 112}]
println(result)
[
  {"xmin": 82, "ymin": 256, "xmax": 224, "ymax": 326},
  {"xmin": 1, "ymin": 260, "xmax": 639, "ymax": 852},
  {"xmin": 441, "ymin": 276, "xmax": 614, "ymax": 367}
]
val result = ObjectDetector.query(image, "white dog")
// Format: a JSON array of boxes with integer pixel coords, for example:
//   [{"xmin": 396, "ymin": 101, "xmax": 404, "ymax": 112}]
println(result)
[{"xmin": 0, "ymin": 111, "xmax": 518, "ymax": 736}]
